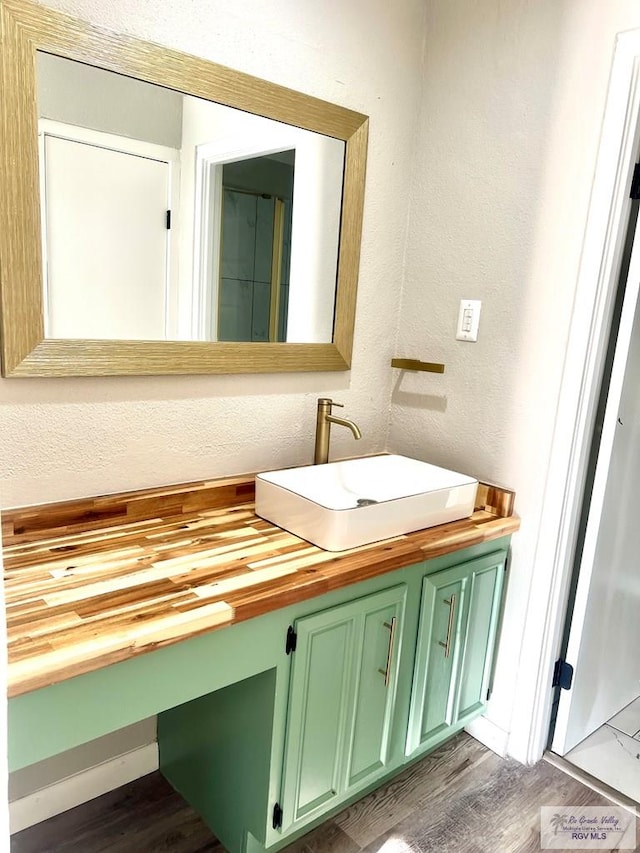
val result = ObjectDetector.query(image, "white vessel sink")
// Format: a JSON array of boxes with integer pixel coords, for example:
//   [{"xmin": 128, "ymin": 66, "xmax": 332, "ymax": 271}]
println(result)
[{"xmin": 255, "ymin": 454, "xmax": 478, "ymax": 552}]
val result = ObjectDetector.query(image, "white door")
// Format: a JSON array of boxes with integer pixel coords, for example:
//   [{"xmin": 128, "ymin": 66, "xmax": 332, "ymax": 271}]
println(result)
[
  {"xmin": 42, "ymin": 128, "xmax": 173, "ymax": 340},
  {"xmin": 552, "ymin": 210, "xmax": 640, "ymax": 755}
]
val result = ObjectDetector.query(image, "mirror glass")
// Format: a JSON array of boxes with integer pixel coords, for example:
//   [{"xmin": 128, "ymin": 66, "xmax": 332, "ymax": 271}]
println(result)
[{"xmin": 36, "ymin": 52, "xmax": 345, "ymax": 344}]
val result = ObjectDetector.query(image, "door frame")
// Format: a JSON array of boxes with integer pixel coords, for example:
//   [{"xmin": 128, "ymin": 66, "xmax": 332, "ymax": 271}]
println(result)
[
  {"xmin": 508, "ymin": 27, "xmax": 640, "ymax": 765},
  {"xmin": 551, "ymin": 197, "xmax": 640, "ymax": 755},
  {"xmin": 192, "ymin": 141, "xmax": 297, "ymax": 341}
]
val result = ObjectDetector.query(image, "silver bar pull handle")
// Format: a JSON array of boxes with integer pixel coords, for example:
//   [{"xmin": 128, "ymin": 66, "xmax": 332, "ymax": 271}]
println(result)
[
  {"xmin": 438, "ymin": 594, "xmax": 456, "ymax": 659},
  {"xmin": 378, "ymin": 617, "xmax": 397, "ymax": 687}
]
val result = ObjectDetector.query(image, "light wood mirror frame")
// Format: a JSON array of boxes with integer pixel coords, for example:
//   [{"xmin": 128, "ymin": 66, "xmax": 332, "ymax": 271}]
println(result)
[{"xmin": 0, "ymin": 0, "xmax": 368, "ymax": 377}]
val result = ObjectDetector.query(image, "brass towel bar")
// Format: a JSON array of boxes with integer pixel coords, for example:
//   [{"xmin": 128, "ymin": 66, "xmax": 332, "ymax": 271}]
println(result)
[{"xmin": 390, "ymin": 358, "xmax": 445, "ymax": 373}]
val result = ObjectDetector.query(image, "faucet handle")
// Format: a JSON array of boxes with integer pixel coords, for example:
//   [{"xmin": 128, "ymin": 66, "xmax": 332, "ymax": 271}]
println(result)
[{"xmin": 317, "ymin": 397, "xmax": 344, "ymax": 410}]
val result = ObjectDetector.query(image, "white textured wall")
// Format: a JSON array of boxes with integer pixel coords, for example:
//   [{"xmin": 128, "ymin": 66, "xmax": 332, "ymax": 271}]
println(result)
[
  {"xmin": 390, "ymin": 0, "xmax": 640, "ymax": 753},
  {"xmin": 0, "ymin": 0, "xmax": 427, "ymax": 509}
]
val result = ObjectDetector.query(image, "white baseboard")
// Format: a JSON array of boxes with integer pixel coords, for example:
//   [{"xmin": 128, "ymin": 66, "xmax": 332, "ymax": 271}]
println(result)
[
  {"xmin": 9, "ymin": 742, "xmax": 159, "ymax": 835},
  {"xmin": 465, "ymin": 715, "xmax": 510, "ymax": 758}
]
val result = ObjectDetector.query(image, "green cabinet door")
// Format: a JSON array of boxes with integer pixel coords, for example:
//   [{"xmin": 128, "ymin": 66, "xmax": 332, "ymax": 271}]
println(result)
[
  {"xmin": 405, "ymin": 550, "xmax": 506, "ymax": 756},
  {"xmin": 456, "ymin": 555, "xmax": 505, "ymax": 724},
  {"xmin": 280, "ymin": 584, "xmax": 406, "ymax": 834}
]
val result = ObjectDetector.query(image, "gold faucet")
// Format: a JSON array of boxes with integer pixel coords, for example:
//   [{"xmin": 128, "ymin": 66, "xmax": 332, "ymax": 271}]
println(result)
[{"xmin": 314, "ymin": 398, "xmax": 362, "ymax": 464}]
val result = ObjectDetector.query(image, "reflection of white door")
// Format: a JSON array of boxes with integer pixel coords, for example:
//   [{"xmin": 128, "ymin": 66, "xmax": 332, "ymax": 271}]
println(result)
[
  {"xmin": 551, "ymin": 210, "xmax": 640, "ymax": 755},
  {"xmin": 40, "ymin": 122, "xmax": 178, "ymax": 340}
]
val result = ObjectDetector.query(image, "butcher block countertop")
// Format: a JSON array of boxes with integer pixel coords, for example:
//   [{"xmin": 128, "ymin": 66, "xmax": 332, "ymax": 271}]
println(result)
[{"xmin": 2, "ymin": 473, "xmax": 519, "ymax": 699}]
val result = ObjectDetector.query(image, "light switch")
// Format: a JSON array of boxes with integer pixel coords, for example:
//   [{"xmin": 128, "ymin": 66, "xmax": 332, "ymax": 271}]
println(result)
[{"xmin": 456, "ymin": 299, "xmax": 481, "ymax": 342}]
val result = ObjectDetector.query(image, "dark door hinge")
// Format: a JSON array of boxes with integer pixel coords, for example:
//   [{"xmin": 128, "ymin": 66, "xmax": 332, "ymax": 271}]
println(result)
[
  {"xmin": 285, "ymin": 625, "xmax": 297, "ymax": 655},
  {"xmin": 272, "ymin": 802, "xmax": 283, "ymax": 830},
  {"xmin": 552, "ymin": 658, "xmax": 574, "ymax": 690},
  {"xmin": 486, "ymin": 686, "xmax": 492, "ymax": 702},
  {"xmin": 504, "ymin": 548, "xmax": 511, "ymax": 572},
  {"xmin": 630, "ymin": 162, "xmax": 640, "ymax": 199},
  {"xmin": 166, "ymin": 209, "xmax": 172, "ymax": 230}
]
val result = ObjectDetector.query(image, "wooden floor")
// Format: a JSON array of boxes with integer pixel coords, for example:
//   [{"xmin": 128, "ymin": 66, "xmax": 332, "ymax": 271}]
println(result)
[{"xmin": 11, "ymin": 733, "xmax": 638, "ymax": 853}]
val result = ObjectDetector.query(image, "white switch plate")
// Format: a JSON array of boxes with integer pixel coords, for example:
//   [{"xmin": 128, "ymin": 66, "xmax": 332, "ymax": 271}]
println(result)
[{"xmin": 456, "ymin": 299, "xmax": 481, "ymax": 342}]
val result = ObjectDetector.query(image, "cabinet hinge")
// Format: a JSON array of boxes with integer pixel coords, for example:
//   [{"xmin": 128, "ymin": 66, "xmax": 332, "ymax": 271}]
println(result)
[
  {"xmin": 630, "ymin": 162, "xmax": 640, "ymax": 199},
  {"xmin": 272, "ymin": 802, "xmax": 283, "ymax": 830},
  {"xmin": 552, "ymin": 658, "xmax": 574, "ymax": 690},
  {"xmin": 285, "ymin": 625, "xmax": 297, "ymax": 655},
  {"xmin": 166, "ymin": 209, "xmax": 172, "ymax": 230}
]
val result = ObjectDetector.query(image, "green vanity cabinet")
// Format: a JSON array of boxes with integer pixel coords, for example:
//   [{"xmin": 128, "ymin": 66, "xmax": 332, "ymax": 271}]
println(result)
[
  {"xmin": 6, "ymin": 527, "xmax": 514, "ymax": 853},
  {"xmin": 279, "ymin": 584, "xmax": 407, "ymax": 835},
  {"xmin": 405, "ymin": 550, "xmax": 507, "ymax": 757}
]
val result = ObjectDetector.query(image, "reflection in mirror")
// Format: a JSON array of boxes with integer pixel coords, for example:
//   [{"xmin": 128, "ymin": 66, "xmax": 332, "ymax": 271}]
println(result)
[
  {"xmin": 219, "ymin": 152, "xmax": 294, "ymax": 342},
  {"xmin": 36, "ymin": 53, "xmax": 345, "ymax": 344}
]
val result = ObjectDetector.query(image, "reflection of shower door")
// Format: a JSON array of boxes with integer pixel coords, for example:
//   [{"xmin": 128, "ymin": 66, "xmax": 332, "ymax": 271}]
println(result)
[{"xmin": 217, "ymin": 188, "xmax": 291, "ymax": 342}]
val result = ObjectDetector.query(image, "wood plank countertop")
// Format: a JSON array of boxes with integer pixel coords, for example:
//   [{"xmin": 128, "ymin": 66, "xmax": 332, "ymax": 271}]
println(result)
[{"xmin": 2, "ymin": 474, "xmax": 519, "ymax": 698}]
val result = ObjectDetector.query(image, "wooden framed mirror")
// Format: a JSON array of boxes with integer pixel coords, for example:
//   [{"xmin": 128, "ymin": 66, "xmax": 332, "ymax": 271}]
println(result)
[{"xmin": 0, "ymin": 0, "xmax": 368, "ymax": 376}]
